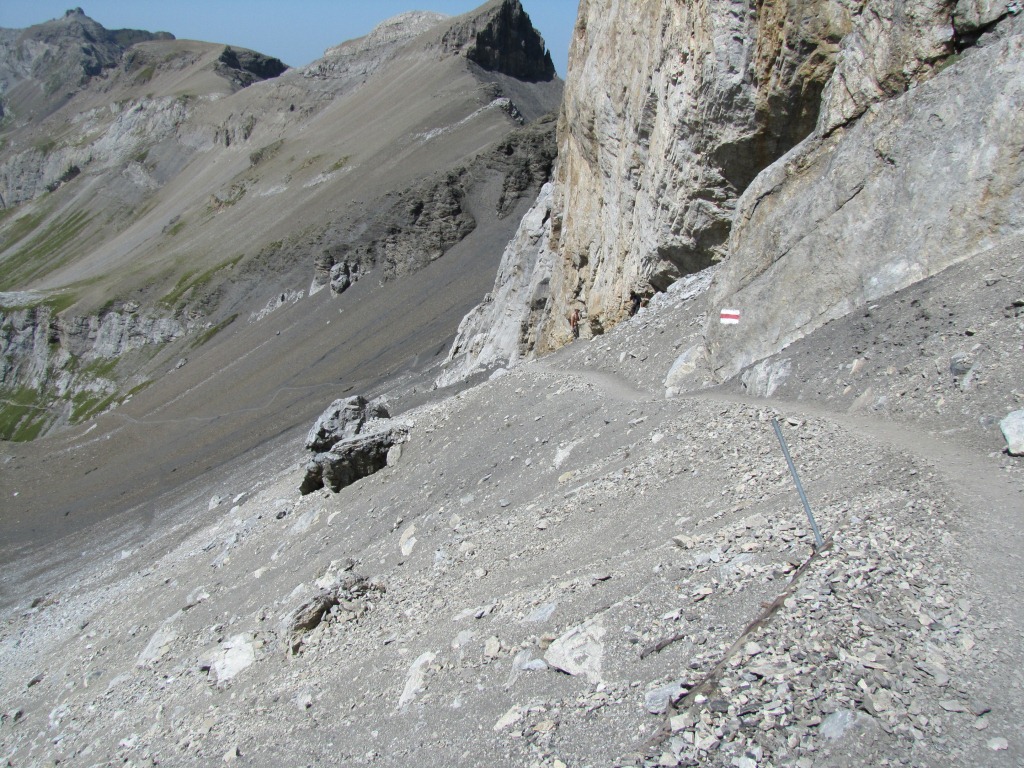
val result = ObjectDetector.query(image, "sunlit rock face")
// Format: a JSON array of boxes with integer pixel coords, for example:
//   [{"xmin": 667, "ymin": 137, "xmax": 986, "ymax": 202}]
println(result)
[{"xmin": 448, "ymin": 0, "xmax": 1023, "ymax": 388}]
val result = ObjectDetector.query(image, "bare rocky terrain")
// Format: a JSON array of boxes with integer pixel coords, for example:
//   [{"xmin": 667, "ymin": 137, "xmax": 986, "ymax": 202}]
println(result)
[
  {"xmin": 1, "ymin": 238, "xmax": 1021, "ymax": 766},
  {"xmin": 0, "ymin": 2, "xmax": 562, "ymax": 549},
  {"xmin": 2, "ymin": 1, "xmax": 1023, "ymax": 766}
]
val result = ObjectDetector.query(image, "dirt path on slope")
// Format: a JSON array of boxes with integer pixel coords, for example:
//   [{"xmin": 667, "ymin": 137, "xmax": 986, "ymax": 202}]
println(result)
[
  {"xmin": 705, "ymin": 389, "xmax": 1024, "ymax": 763},
  {"xmin": 553, "ymin": 360, "xmax": 1024, "ymax": 762}
]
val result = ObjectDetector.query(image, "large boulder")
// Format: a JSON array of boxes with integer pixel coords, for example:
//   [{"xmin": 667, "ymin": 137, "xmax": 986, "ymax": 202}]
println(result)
[
  {"xmin": 300, "ymin": 396, "xmax": 405, "ymax": 494},
  {"xmin": 304, "ymin": 395, "xmax": 390, "ymax": 452}
]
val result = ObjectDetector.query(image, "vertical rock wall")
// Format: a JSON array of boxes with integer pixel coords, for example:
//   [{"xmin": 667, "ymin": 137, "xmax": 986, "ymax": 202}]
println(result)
[
  {"xmin": 444, "ymin": 0, "xmax": 1023, "ymax": 385},
  {"xmin": 536, "ymin": 0, "xmax": 850, "ymax": 351},
  {"xmin": 705, "ymin": 15, "xmax": 1024, "ymax": 379}
]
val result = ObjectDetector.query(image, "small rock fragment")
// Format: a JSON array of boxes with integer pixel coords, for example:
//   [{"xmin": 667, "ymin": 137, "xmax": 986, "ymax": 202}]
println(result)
[
  {"xmin": 484, "ymin": 635, "xmax": 501, "ymax": 659},
  {"xmin": 397, "ymin": 651, "xmax": 436, "ymax": 709},
  {"xmin": 493, "ymin": 706, "xmax": 522, "ymax": 731},
  {"xmin": 999, "ymin": 410, "xmax": 1024, "ymax": 455},
  {"xmin": 544, "ymin": 618, "xmax": 605, "ymax": 683}
]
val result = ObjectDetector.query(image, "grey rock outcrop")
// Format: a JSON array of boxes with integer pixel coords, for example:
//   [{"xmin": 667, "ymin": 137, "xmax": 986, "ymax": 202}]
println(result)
[
  {"xmin": 705, "ymin": 15, "xmax": 1024, "ymax": 380},
  {"xmin": 304, "ymin": 395, "xmax": 391, "ymax": 452},
  {"xmin": 436, "ymin": 182, "xmax": 555, "ymax": 386},
  {"xmin": 449, "ymin": 0, "xmax": 1023, "ymax": 390},
  {"xmin": 309, "ymin": 114, "xmax": 557, "ymax": 295},
  {"xmin": 954, "ymin": 0, "xmax": 1018, "ymax": 36},
  {"xmin": 215, "ymin": 46, "xmax": 287, "ymax": 84},
  {"xmin": 300, "ymin": 396, "xmax": 407, "ymax": 494}
]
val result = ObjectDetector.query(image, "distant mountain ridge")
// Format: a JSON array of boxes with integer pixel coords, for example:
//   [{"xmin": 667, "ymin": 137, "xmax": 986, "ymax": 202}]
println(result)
[
  {"xmin": 0, "ymin": 7, "xmax": 175, "ymax": 123},
  {"xmin": 0, "ymin": 0, "xmax": 561, "ymax": 459}
]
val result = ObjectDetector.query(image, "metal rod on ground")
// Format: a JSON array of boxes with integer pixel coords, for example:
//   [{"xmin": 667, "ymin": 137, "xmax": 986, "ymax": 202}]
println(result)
[{"xmin": 771, "ymin": 417, "xmax": 825, "ymax": 550}]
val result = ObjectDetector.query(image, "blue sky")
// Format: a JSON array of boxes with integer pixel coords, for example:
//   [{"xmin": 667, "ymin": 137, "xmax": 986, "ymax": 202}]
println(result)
[{"xmin": 0, "ymin": 1, "xmax": 578, "ymax": 76}]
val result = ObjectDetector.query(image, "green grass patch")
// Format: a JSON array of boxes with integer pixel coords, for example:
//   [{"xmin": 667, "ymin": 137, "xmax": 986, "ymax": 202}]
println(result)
[
  {"xmin": 81, "ymin": 356, "xmax": 119, "ymax": 378},
  {"xmin": 160, "ymin": 269, "xmax": 199, "ymax": 308},
  {"xmin": 165, "ymin": 217, "xmax": 187, "ymax": 237},
  {"xmin": 191, "ymin": 313, "xmax": 238, "ymax": 348},
  {"xmin": 250, "ymin": 139, "xmax": 284, "ymax": 168},
  {"xmin": 33, "ymin": 137, "xmax": 57, "ymax": 155},
  {"xmin": 0, "ymin": 386, "xmax": 50, "ymax": 441},
  {"xmin": 0, "ymin": 209, "xmax": 94, "ymax": 290},
  {"xmin": 126, "ymin": 379, "xmax": 152, "ymax": 397},
  {"xmin": 0, "ymin": 208, "xmax": 47, "ymax": 255},
  {"xmin": 134, "ymin": 65, "xmax": 156, "ymax": 85},
  {"xmin": 70, "ymin": 389, "xmax": 118, "ymax": 424},
  {"xmin": 159, "ymin": 253, "xmax": 243, "ymax": 309}
]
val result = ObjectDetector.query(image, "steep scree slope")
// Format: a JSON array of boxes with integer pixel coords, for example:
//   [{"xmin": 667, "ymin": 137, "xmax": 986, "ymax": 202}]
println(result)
[
  {"xmin": 1, "ymin": 240, "xmax": 1021, "ymax": 766},
  {"xmin": 0, "ymin": 2, "xmax": 561, "ymax": 540}
]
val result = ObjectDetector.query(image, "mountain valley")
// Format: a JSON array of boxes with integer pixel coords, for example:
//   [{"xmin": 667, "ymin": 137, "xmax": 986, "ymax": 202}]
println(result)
[{"xmin": 1, "ymin": 1, "xmax": 1022, "ymax": 767}]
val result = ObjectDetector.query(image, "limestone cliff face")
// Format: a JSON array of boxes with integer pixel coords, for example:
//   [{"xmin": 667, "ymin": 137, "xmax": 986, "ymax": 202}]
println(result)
[
  {"xmin": 705, "ymin": 13, "xmax": 1024, "ymax": 379},
  {"xmin": 537, "ymin": 0, "xmax": 855, "ymax": 351},
  {"xmin": 0, "ymin": 299, "xmax": 185, "ymax": 438},
  {"xmin": 445, "ymin": 0, "xmax": 1023, "ymax": 385}
]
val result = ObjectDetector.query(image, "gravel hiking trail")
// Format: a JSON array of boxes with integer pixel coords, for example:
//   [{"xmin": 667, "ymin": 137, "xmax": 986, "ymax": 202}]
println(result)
[{"xmin": 562, "ymin": 361, "xmax": 1024, "ymax": 764}]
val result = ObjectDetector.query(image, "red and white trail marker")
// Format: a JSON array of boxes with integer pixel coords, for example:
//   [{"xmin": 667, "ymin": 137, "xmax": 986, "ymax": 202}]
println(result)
[{"xmin": 720, "ymin": 308, "xmax": 741, "ymax": 325}]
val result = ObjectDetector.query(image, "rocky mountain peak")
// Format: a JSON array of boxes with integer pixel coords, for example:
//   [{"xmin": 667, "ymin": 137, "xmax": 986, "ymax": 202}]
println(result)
[
  {"xmin": 215, "ymin": 46, "xmax": 287, "ymax": 85},
  {"xmin": 0, "ymin": 8, "xmax": 174, "ymax": 120},
  {"xmin": 442, "ymin": 0, "xmax": 556, "ymax": 82}
]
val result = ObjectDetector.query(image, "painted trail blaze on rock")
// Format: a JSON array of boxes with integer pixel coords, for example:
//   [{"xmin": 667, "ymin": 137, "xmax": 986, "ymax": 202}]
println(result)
[{"xmin": 720, "ymin": 308, "xmax": 741, "ymax": 324}]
